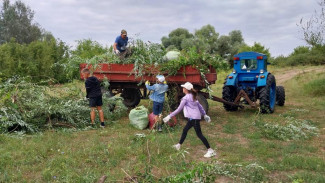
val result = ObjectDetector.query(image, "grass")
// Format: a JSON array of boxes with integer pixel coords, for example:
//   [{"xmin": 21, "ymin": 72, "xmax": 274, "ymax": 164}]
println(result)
[{"xmin": 1, "ymin": 65, "xmax": 325, "ymax": 182}]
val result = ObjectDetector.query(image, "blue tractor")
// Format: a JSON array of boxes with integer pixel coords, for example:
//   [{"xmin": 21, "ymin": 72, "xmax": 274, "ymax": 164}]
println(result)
[{"xmin": 222, "ymin": 52, "xmax": 285, "ymax": 113}]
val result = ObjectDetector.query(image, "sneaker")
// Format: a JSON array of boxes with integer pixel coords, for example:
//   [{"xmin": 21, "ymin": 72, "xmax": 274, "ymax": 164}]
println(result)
[
  {"xmin": 204, "ymin": 149, "xmax": 216, "ymax": 158},
  {"xmin": 173, "ymin": 144, "xmax": 181, "ymax": 151},
  {"xmin": 100, "ymin": 122, "xmax": 105, "ymax": 128},
  {"xmin": 158, "ymin": 125, "xmax": 162, "ymax": 132}
]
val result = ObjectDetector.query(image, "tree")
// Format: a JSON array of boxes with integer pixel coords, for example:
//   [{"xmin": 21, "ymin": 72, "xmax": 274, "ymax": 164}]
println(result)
[
  {"xmin": 194, "ymin": 24, "xmax": 219, "ymax": 53},
  {"xmin": 0, "ymin": 0, "xmax": 42, "ymax": 44},
  {"xmin": 72, "ymin": 39, "xmax": 107, "ymax": 59},
  {"xmin": 299, "ymin": 0, "xmax": 325, "ymax": 46},
  {"xmin": 161, "ymin": 28, "xmax": 193, "ymax": 50},
  {"xmin": 238, "ymin": 42, "xmax": 271, "ymax": 58}
]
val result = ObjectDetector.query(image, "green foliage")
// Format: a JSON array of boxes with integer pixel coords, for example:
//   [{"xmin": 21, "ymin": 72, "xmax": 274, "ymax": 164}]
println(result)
[
  {"xmin": 161, "ymin": 28, "xmax": 193, "ymax": 50},
  {"xmin": 161, "ymin": 161, "xmax": 267, "ymax": 182},
  {"xmin": 299, "ymin": 0, "xmax": 325, "ymax": 46},
  {"xmin": 0, "ymin": 0, "xmax": 42, "ymax": 44},
  {"xmin": 0, "ymin": 38, "xmax": 70, "ymax": 83},
  {"xmin": 303, "ymin": 77, "xmax": 325, "ymax": 96},
  {"xmin": 194, "ymin": 24, "xmax": 219, "ymax": 53},
  {"xmin": 71, "ymin": 39, "xmax": 108, "ymax": 59},
  {"xmin": 271, "ymin": 45, "xmax": 325, "ymax": 66},
  {"xmin": 0, "ymin": 77, "xmax": 127, "ymax": 133},
  {"xmin": 238, "ymin": 42, "xmax": 271, "ymax": 58},
  {"xmin": 254, "ymin": 111, "xmax": 319, "ymax": 141},
  {"xmin": 162, "ymin": 25, "xmax": 245, "ymax": 63}
]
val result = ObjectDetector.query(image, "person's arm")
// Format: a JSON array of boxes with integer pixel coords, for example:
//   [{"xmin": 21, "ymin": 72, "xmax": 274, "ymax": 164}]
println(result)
[
  {"xmin": 145, "ymin": 83, "xmax": 156, "ymax": 91},
  {"xmin": 85, "ymin": 80, "xmax": 90, "ymax": 98},
  {"xmin": 113, "ymin": 42, "xmax": 118, "ymax": 51},
  {"xmin": 169, "ymin": 99, "xmax": 186, "ymax": 117},
  {"xmin": 197, "ymin": 101, "xmax": 206, "ymax": 116}
]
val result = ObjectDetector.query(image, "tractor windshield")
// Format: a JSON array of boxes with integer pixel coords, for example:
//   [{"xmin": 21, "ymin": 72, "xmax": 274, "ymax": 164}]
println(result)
[{"xmin": 240, "ymin": 59, "xmax": 257, "ymax": 70}]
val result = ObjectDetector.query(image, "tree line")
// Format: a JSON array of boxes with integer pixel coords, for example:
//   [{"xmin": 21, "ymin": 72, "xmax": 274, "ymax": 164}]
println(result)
[{"xmin": 0, "ymin": 0, "xmax": 324, "ymax": 83}]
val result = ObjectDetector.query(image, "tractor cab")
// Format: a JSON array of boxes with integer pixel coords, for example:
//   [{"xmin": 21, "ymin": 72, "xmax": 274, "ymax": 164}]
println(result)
[
  {"xmin": 233, "ymin": 52, "xmax": 267, "ymax": 74},
  {"xmin": 225, "ymin": 52, "xmax": 269, "ymax": 90}
]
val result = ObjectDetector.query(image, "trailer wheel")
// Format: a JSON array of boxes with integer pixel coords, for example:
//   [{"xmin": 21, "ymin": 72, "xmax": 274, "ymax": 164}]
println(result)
[
  {"xmin": 222, "ymin": 86, "xmax": 238, "ymax": 111},
  {"xmin": 197, "ymin": 93, "xmax": 209, "ymax": 114},
  {"xmin": 258, "ymin": 74, "xmax": 276, "ymax": 113},
  {"xmin": 276, "ymin": 86, "xmax": 285, "ymax": 106},
  {"xmin": 121, "ymin": 88, "xmax": 141, "ymax": 108}
]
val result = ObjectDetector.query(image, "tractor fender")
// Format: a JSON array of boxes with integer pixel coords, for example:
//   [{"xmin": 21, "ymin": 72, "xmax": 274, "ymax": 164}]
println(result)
[
  {"xmin": 257, "ymin": 72, "xmax": 269, "ymax": 87},
  {"xmin": 225, "ymin": 73, "xmax": 238, "ymax": 86}
]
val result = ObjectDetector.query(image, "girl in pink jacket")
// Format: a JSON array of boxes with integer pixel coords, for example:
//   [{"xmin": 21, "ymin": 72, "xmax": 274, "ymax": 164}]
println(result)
[{"xmin": 163, "ymin": 82, "xmax": 216, "ymax": 158}]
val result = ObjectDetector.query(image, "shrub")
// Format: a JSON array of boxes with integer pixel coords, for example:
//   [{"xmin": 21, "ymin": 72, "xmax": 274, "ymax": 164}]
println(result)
[
  {"xmin": 0, "ymin": 77, "xmax": 127, "ymax": 133},
  {"xmin": 254, "ymin": 115, "xmax": 319, "ymax": 141},
  {"xmin": 303, "ymin": 78, "xmax": 325, "ymax": 96}
]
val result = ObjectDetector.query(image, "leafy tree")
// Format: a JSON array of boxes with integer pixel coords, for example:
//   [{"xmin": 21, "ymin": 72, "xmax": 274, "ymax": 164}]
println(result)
[
  {"xmin": 238, "ymin": 42, "xmax": 271, "ymax": 58},
  {"xmin": 216, "ymin": 35, "xmax": 231, "ymax": 57},
  {"xmin": 290, "ymin": 46, "xmax": 310, "ymax": 56},
  {"xmin": 180, "ymin": 38, "xmax": 210, "ymax": 52},
  {"xmin": 0, "ymin": 38, "xmax": 70, "ymax": 82},
  {"xmin": 161, "ymin": 28, "xmax": 193, "ymax": 50},
  {"xmin": 0, "ymin": 0, "xmax": 42, "ymax": 44},
  {"xmin": 299, "ymin": 0, "xmax": 325, "ymax": 46},
  {"xmin": 71, "ymin": 39, "xmax": 107, "ymax": 59},
  {"xmin": 194, "ymin": 24, "xmax": 219, "ymax": 53}
]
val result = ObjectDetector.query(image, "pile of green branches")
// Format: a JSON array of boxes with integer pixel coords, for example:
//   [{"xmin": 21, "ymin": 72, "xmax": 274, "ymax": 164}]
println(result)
[
  {"xmin": 63, "ymin": 39, "xmax": 229, "ymax": 81},
  {"xmin": 0, "ymin": 77, "xmax": 127, "ymax": 133}
]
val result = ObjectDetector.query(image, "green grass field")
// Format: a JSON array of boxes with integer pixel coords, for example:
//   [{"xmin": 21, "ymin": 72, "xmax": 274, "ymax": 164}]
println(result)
[{"xmin": 1, "ymin": 66, "xmax": 325, "ymax": 182}]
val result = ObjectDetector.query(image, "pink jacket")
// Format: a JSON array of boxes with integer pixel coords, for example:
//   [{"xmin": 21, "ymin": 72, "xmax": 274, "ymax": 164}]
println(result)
[{"xmin": 169, "ymin": 93, "xmax": 206, "ymax": 120}]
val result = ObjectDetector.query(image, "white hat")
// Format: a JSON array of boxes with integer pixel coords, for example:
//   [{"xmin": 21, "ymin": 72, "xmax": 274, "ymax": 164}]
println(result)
[
  {"xmin": 156, "ymin": 75, "xmax": 165, "ymax": 82},
  {"xmin": 181, "ymin": 82, "xmax": 193, "ymax": 90}
]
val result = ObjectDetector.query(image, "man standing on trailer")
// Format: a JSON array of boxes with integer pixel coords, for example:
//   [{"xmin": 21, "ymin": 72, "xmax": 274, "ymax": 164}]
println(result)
[{"xmin": 113, "ymin": 29, "xmax": 131, "ymax": 59}]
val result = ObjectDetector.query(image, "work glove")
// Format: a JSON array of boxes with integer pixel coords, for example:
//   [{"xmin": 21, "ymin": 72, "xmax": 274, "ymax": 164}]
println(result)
[
  {"xmin": 114, "ymin": 49, "xmax": 120, "ymax": 54},
  {"xmin": 163, "ymin": 115, "xmax": 171, "ymax": 123},
  {"xmin": 204, "ymin": 115, "xmax": 211, "ymax": 123},
  {"xmin": 145, "ymin": 81, "xmax": 150, "ymax": 85}
]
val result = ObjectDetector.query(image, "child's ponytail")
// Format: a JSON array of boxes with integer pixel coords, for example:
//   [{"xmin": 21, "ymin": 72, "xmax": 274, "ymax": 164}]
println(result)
[{"xmin": 189, "ymin": 88, "xmax": 198, "ymax": 101}]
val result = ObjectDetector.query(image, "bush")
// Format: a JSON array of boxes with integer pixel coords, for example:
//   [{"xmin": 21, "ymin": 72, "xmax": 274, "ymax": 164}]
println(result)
[
  {"xmin": 0, "ymin": 38, "xmax": 70, "ymax": 83},
  {"xmin": 271, "ymin": 46, "xmax": 325, "ymax": 66},
  {"xmin": 303, "ymin": 78, "xmax": 325, "ymax": 96},
  {"xmin": 254, "ymin": 114, "xmax": 319, "ymax": 141},
  {"xmin": 0, "ymin": 77, "xmax": 127, "ymax": 133}
]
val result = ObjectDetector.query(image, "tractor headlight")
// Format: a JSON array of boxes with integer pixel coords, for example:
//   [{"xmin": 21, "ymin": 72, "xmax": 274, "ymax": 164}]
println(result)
[
  {"xmin": 260, "ymin": 69, "xmax": 264, "ymax": 74},
  {"xmin": 232, "ymin": 69, "xmax": 236, "ymax": 74}
]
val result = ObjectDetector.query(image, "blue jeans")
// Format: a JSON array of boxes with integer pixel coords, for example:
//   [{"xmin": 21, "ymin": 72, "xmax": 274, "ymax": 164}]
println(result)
[{"xmin": 153, "ymin": 101, "xmax": 164, "ymax": 115}]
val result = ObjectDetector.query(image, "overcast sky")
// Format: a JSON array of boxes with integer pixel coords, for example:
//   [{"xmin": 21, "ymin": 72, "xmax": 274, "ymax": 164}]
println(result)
[{"xmin": 20, "ymin": 0, "xmax": 320, "ymax": 57}]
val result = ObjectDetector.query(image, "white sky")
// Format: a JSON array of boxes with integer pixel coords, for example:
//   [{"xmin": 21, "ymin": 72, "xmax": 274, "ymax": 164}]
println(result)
[{"xmin": 19, "ymin": 0, "xmax": 320, "ymax": 57}]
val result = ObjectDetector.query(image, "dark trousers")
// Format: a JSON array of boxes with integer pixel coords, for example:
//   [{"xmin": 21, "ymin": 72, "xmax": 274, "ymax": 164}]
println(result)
[{"xmin": 179, "ymin": 119, "xmax": 210, "ymax": 149}]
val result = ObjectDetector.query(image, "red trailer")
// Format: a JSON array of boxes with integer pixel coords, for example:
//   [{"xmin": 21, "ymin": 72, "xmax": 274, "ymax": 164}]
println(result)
[{"xmin": 80, "ymin": 63, "xmax": 241, "ymax": 113}]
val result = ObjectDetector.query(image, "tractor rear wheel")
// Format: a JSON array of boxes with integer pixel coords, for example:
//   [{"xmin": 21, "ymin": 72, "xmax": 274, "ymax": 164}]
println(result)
[
  {"xmin": 197, "ymin": 93, "xmax": 209, "ymax": 114},
  {"xmin": 222, "ymin": 85, "xmax": 238, "ymax": 111},
  {"xmin": 258, "ymin": 74, "xmax": 276, "ymax": 113},
  {"xmin": 276, "ymin": 86, "xmax": 285, "ymax": 106},
  {"xmin": 121, "ymin": 88, "xmax": 141, "ymax": 108}
]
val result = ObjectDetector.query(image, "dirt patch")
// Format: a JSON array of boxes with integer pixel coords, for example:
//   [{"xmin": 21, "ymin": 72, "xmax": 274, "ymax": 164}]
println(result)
[
  {"xmin": 214, "ymin": 176, "xmax": 234, "ymax": 183},
  {"xmin": 275, "ymin": 67, "xmax": 325, "ymax": 85}
]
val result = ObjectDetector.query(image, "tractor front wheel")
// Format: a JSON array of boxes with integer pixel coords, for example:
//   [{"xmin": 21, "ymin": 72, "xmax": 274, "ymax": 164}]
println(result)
[
  {"xmin": 276, "ymin": 86, "xmax": 285, "ymax": 106},
  {"xmin": 222, "ymin": 85, "xmax": 238, "ymax": 111},
  {"xmin": 258, "ymin": 74, "xmax": 276, "ymax": 113}
]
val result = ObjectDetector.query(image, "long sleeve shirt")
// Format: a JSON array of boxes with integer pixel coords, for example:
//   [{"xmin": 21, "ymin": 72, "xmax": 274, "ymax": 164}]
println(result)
[
  {"xmin": 169, "ymin": 93, "xmax": 206, "ymax": 120},
  {"xmin": 145, "ymin": 83, "xmax": 168, "ymax": 103},
  {"xmin": 85, "ymin": 76, "xmax": 102, "ymax": 98}
]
